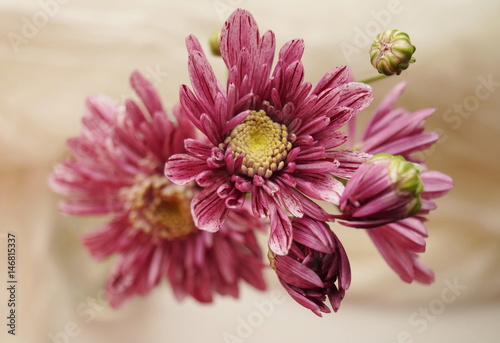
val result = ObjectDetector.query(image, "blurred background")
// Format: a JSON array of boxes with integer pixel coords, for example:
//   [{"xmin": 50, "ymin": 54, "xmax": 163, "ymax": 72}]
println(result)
[{"xmin": 0, "ymin": 0, "xmax": 499, "ymax": 342}]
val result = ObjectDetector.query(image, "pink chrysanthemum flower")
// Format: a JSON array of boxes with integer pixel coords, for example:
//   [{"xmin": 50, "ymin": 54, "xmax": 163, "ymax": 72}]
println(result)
[
  {"xmin": 165, "ymin": 9, "xmax": 373, "ymax": 255},
  {"xmin": 338, "ymin": 153, "xmax": 424, "ymax": 228},
  {"xmin": 344, "ymin": 82, "xmax": 453, "ymax": 284},
  {"xmin": 269, "ymin": 216, "xmax": 351, "ymax": 317},
  {"xmin": 49, "ymin": 71, "xmax": 266, "ymax": 307}
]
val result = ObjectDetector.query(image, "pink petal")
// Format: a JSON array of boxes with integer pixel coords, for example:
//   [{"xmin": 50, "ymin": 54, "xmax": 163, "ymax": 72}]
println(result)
[
  {"xmin": 421, "ymin": 170, "xmax": 454, "ymax": 198},
  {"xmin": 275, "ymin": 255, "xmax": 324, "ymax": 288},
  {"xmin": 267, "ymin": 198, "xmax": 293, "ymax": 255},
  {"xmin": 164, "ymin": 153, "xmax": 206, "ymax": 185},
  {"xmin": 294, "ymin": 173, "xmax": 344, "ymax": 204},
  {"xmin": 362, "ymin": 82, "xmax": 407, "ymax": 140},
  {"xmin": 188, "ymin": 51, "xmax": 223, "ymax": 118},
  {"xmin": 130, "ymin": 71, "xmax": 164, "ymax": 116},
  {"xmin": 191, "ymin": 183, "xmax": 229, "ymax": 233},
  {"xmin": 312, "ymin": 65, "xmax": 351, "ymax": 95},
  {"xmin": 220, "ymin": 9, "xmax": 259, "ymax": 71},
  {"xmin": 336, "ymin": 82, "xmax": 373, "ymax": 114}
]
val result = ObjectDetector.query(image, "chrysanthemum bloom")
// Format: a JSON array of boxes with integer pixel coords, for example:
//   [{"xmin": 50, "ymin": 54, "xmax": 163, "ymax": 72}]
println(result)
[
  {"xmin": 344, "ymin": 82, "xmax": 453, "ymax": 283},
  {"xmin": 49, "ymin": 71, "xmax": 266, "ymax": 307},
  {"xmin": 338, "ymin": 153, "xmax": 424, "ymax": 228},
  {"xmin": 165, "ymin": 9, "xmax": 373, "ymax": 255},
  {"xmin": 269, "ymin": 216, "xmax": 351, "ymax": 317}
]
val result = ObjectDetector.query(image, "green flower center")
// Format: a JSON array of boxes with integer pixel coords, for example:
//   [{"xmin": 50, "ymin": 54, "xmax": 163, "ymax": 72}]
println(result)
[{"xmin": 224, "ymin": 110, "xmax": 292, "ymax": 178}]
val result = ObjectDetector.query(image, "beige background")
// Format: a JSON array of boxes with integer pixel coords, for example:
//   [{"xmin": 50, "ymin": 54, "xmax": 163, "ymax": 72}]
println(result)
[{"xmin": 1, "ymin": 0, "xmax": 499, "ymax": 342}]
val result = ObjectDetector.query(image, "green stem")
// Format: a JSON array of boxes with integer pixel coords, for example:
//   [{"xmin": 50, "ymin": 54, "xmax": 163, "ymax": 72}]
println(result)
[{"xmin": 357, "ymin": 74, "xmax": 389, "ymax": 84}]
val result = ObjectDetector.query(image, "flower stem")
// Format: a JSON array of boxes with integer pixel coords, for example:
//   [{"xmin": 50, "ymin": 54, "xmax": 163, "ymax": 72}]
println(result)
[{"xmin": 357, "ymin": 74, "xmax": 389, "ymax": 84}]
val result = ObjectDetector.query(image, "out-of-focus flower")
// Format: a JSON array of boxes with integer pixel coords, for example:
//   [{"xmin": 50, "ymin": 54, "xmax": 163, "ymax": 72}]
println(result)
[
  {"xmin": 49, "ymin": 71, "xmax": 266, "ymax": 308},
  {"xmin": 165, "ymin": 9, "xmax": 373, "ymax": 256},
  {"xmin": 269, "ymin": 217, "xmax": 350, "ymax": 317},
  {"xmin": 370, "ymin": 29, "xmax": 416, "ymax": 76},
  {"xmin": 345, "ymin": 82, "xmax": 454, "ymax": 284},
  {"xmin": 338, "ymin": 153, "xmax": 424, "ymax": 228}
]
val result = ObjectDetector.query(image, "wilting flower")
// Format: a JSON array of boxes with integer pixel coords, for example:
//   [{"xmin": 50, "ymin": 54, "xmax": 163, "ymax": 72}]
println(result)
[
  {"xmin": 49, "ymin": 71, "xmax": 266, "ymax": 307},
  {"xmin": 338, "ymin": 153, "xmax": 424, "ymax": 228},
  {"xmin": 370, "ymin": 29, "xmax": 416, "ymax": 76},
  {"xmin": 165, "ymin": 9, "xmax": 373, "ymax": 255},
  {"xmin": 345, "ymin": 82, "xmax": 453, "ymax": 283},
  {"xmin": 269, "ymin": 217, "xmax": 351, "ymax": 317}
]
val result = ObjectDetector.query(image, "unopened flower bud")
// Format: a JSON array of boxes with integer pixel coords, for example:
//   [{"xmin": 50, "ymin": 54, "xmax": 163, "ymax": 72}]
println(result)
[
  {"xmin": 272, "ymin": 217, "xmax": 351, "ymax": 316},
  {"xmin": 209, "ymin": 30, "xmax": 221, "ymax": 56},
  {"xmin": 370, "ymin": 29, "xmax": 416, "ymax": 76},
  {"xmin": 338, "ymin": 153, "xmax": 423, "ymax": 228}
]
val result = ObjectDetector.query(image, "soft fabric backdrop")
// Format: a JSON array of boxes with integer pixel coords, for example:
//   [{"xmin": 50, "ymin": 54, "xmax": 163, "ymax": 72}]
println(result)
[{"xmin": 0, "ymin": 0, "xmax": 499, "ymax": 342}]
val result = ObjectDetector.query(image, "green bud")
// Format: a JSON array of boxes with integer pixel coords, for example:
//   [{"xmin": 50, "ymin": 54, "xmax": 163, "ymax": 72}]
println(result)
[
  {"xmin": 209, "ymin": 30, "xmax": 221, "ymax": 57},
  {"xmin": 370, "ymin": 153, "xmax": 423, "ymax": 216},
  {"xmin": 369, "ymin": 29, "xmax": 416, "ymax": 76}
]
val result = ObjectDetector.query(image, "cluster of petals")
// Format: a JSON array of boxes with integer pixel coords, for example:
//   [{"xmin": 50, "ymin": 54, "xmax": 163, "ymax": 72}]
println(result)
[
  {"xmin": 49, "ymin": 7, "xmax": 455, "ymax": 316},
  {"xmin": 50, "ymin": 71, "xmax": 266, "ymax": 307},
  {"xmin": 165, "ymin": 9, "xmax": 373, "ymax": 255},
  {"xmin": 344, "ymin": 82, "xmax": 454, "ymax": 284},
  {"xmin": 272, "ymin": 216, "xmax": 350, "ymax": 316},
  {"xmin": 338, "ymin": 154, "xmax": 424, "ymax": 228}
]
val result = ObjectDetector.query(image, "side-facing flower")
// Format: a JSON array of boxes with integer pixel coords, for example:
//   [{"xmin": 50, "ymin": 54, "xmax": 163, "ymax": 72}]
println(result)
[
  {"xmin": 49, "ymin": 71, "xmax": 266, "ymax": 307},
  {"xmin": 338, "ymin": 153, "xmax": 424, "ymax": 228},
  {"xmin": 344, "ymin": 82, "xmax": 453, "ymax": 283},
  {"xmin": 269, "ymin": 217, "xmax": 351, "ymax": 317},
  {"xmin": 165, "ymin": 9, "xmax": 373, "ymax": 255}
]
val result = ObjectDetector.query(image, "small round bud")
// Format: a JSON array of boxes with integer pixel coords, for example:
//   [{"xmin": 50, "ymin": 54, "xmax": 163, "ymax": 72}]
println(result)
[
  {"xmin": 370, "ymin": 29, "xmax": 416, "ymax": 76},
  {"xmin": 209, "ymin": 30, "xmax": 221, "ymax": 56}
]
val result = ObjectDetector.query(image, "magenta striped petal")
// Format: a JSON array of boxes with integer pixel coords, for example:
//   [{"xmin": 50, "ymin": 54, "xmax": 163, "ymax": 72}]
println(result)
[
  {"xmin": 188, "ymin": 51, "xmax": 223, "ymax": 118},
  {"xmin": 220, "ymin": 9, "xmax": 259, "ymax": 70},
  {"xmin": 164, "ymin": 153, "xmax": 206, "ymax": 185},
  {"xmin": 336, "ymin": 82, "xmax": 373, "ymax": 114},
  {"xmin": 367, "ymin": 228, "xmax": 415, "ymax": 282},
  {"xmin": 191, "ymin": 184, "xmax": 229, "ymax": 233},
  {"xmin": 267, "ymin": 198, "xmax": 293, "ymax": 255},
  {"xmin": 327, "ymin": 149, "xmax": 371, "ymax": 179},
  {"xmin": 275, "ymin": 255, "xmax": 324, "ymax": 288},
  {"xmin": 294, "ymin": 160, "xmax": 338, "ymax": 173},
  {"xmin": 294, "ymin": 173, "xmax": 344, "ymax": 204},
  {"xmin": 312, "ymin": 65, "xmax": 351, "ymax": 95}
]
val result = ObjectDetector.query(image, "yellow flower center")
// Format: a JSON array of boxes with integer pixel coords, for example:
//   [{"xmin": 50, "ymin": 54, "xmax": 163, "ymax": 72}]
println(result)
[
  {"xmin": 124, "ymin": 175, "xmax": 197, "ymax": 240},
  {"xmin": 224, "ymin": 110, "xmax": 292, "ymax": 178}
]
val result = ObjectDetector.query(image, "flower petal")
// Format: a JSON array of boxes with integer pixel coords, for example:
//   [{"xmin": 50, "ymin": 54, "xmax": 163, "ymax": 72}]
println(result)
[
  {"xmin": 165, "ymin": 153, "xmax": 206, "ymax": 185},
  {"xmin": 191, "ymin": 183, "xmax": 229, "ymax": 232}
]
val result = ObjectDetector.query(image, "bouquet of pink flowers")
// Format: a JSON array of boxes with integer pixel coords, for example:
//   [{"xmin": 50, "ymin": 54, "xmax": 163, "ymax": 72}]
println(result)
[{"xmin": 50, "ymin": 9, "xmax": 453, "ymax": 316}]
